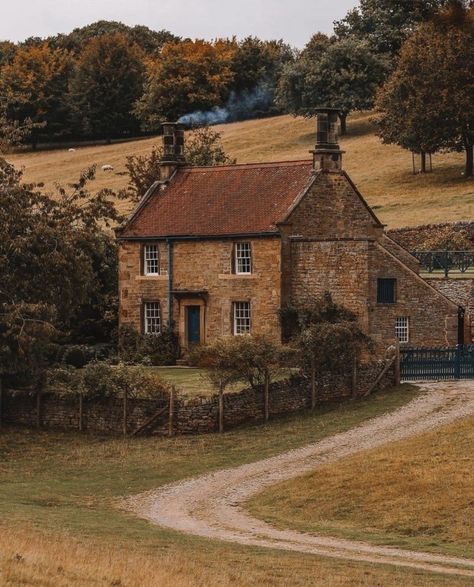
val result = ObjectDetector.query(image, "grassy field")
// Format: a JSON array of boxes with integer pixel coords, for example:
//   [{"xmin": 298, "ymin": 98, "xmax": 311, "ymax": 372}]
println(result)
[
  {"xmin": 2, "ymin": 384, "xmax": 466, "ymax": 586},
  {"xmin": 7, "ymin": 112, "xmax": 473, "ymax": 229},
  {"xmin": 249, "ymin": 417, "xmax": 474, "ymax": 560}
]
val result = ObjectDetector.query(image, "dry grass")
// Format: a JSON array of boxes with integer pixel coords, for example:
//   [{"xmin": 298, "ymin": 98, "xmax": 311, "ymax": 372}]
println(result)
[
  {"xmin": 249, "ymin": 416, "xmax": 474, "ymax": 559},
  {"xmin": 6, "ymin": 112, "xmax": 473, "ymax": 228},
  {"xmin": 2, "ymin": 385, "xmax": 464, "ymax": 586},
  {"xmin": 1, "ymin": 526, "xmax": 471, "ymax": 587},
  {"xmin": 3, "ymin": 526, "xmax": 470, "ymax": 587}
]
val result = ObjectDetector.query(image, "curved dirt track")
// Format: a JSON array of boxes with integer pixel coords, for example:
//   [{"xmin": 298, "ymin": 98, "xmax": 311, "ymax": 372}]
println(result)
[{"xmin": 127, "ymin": 381, "xmax": 474, "ymax": 578}]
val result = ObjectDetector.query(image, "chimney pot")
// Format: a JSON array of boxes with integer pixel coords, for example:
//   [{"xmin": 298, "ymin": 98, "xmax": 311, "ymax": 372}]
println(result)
[
  {"xmin": 310, "ymin": 107, "xmax": 344, "ymax": 172},
  {"xmin": 160, "ymin": 122, "xmax": 185, "ymax": 180}
]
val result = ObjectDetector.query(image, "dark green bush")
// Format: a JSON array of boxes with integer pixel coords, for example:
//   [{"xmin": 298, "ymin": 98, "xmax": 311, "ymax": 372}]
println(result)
[{"xmin": 118, "ymin": 325, "xmax": 179, "ymax": 366}]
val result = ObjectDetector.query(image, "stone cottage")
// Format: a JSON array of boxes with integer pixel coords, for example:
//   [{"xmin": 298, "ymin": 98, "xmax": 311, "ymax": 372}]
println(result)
[{"xmin": 117, "ymin": 109, "xmax": 465, "ymax": 355}]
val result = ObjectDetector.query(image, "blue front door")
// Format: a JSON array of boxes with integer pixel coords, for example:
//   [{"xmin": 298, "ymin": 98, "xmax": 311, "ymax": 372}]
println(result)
[{"xmin": 187, "ymin": 306, "xmax": 201, "ymax": 346}]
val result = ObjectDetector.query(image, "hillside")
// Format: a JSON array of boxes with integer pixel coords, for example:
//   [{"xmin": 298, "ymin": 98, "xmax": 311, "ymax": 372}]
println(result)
[{"xmin": 7, "ymin": 112, "xmax": 473, "ymax": 228}]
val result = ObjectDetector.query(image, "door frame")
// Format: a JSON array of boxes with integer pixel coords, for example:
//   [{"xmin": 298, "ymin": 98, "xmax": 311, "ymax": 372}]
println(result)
[{"xmin": 178, "ymin": 298, "xmax": 206, "ymax": 350}]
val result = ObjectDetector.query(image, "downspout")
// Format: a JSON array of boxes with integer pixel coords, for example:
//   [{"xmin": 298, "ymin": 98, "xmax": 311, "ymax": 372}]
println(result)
[{"xmin": 167, "ymin": 239, "xmax": 174, "ymax": 331}]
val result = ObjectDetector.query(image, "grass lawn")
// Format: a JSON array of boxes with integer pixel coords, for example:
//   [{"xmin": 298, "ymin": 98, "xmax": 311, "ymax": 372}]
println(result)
[
  {"xmin": 249, "ymin": 417, "xmax": 474, "ymax": 560},
  {"xmin": 7, "ymin": 112, "xmax": 473, "ymax": 229},
  {"xmin": 150, "ymin": 366, "xmax": 240, "ymax": 397},
  {"xmin": 1, "ymin": 384, "xmax": 466, "ymax": 586},
  {"xmin": 150, "ymin": 366, "xmax": 295, "ymax": 397}
]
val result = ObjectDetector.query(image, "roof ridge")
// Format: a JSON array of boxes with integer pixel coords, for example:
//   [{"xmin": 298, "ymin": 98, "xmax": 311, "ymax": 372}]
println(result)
[{"xmin": 181, "ymin": 159, "xmax": 312, "ymax": 172}]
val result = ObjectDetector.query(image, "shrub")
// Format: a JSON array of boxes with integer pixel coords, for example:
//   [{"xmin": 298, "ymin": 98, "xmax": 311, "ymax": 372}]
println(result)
[
  {"xmin": 47, "ymin": 361, "xmax": 172, "ymax": 400},
  {"xmin": 192, "ymin": 335, "xmax": 294, "ymax": 425},
  {"xmin": 118, "ymin": 325, "xmax": 179, "ymax": 366}
]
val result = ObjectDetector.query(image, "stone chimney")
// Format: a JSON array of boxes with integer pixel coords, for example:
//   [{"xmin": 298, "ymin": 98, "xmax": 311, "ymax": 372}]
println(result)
[
  {"xmin": 160, "ymin": 122, "xmax": 185, "ymax": 180},
  {"xmin": 311, "ymin": 108, "xmax": 344, "ymax": 172}
]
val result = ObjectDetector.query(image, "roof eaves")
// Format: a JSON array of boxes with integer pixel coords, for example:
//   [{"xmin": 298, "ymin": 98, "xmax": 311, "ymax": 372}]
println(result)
[{"xmin": 117, "ymin": 230, "xmax": 280, "ymax": 242}]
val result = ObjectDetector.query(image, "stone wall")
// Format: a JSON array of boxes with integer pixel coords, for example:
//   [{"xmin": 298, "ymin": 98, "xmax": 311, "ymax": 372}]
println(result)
[
  {"xmin": 388, "ymin": 222, "xmax": 474, "ymax": 251},
  {"xmin": 119, "ymin": 237, "xmax": 282, "ymax": 351},
  {"xmin": 368, "ymin": 243, "xmax": 459, "ymax": 348},
  {"xmin": 2, "ymin": 362, "xmax": 395, "ymax": 436},
  {"xmin": 427, "ymin": 278, "xmax": 474, "ymax": 343},
  {"xmin": 2, "ymin": 391, "xmax": 168, "ymax": 434}
]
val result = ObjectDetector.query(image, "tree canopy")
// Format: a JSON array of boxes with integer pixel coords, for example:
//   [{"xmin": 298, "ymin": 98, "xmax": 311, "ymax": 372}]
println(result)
[
  {"xmin": 277, "ymin": 36, "xmax": 387, "ymax": 132},
  {"xmin": 375, "ymin": 2, "xmax": 474, "ymax": 176},
  {"xmin": 0, "ymin": 160, "xmax": 123, "ymax": 377},
  {"xmin": 68, "ymin": 33, "xmax": 145, "ymax": 141},
  {"xmin": 334, "ymin": 0, "xmax": 451, "ymax": 57}
]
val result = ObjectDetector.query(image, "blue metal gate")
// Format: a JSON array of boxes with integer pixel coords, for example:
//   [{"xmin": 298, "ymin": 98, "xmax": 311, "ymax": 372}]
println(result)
[{"xmin": 400, "ymin": 345, "xmax": 474, "ymax": 380}]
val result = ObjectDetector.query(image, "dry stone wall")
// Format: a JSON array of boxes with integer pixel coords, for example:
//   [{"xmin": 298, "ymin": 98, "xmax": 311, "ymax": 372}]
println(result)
[{"xmin": 2, "ymin": 362, "xmax": 395, "ymax": 436}]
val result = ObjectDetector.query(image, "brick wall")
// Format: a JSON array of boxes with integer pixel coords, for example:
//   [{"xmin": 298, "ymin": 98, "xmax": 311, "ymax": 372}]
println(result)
[{"xmin": 2, "ymin": 362, "xmax": 395, "ymax": 436}]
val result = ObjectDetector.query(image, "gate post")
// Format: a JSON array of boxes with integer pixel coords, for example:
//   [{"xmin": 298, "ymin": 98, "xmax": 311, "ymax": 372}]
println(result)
[{"xmin": 455, "ymin": 345, "xmax": 462, "ymax": 379}]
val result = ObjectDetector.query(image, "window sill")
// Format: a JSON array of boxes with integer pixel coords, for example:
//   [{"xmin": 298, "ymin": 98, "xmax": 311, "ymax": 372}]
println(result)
[
  {"xmin": 136, "ymin": 275, "xmax": 168, "ymax": 281},
  {"xmin": 218, "ymin": 274, "xmax": 259, "ymax": 280}
]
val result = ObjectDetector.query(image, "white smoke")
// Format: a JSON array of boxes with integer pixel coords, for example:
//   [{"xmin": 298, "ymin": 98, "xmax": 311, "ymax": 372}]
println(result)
[{"xmin": 178, "ymin": 83, "xmax": 273, "ymax": 126}]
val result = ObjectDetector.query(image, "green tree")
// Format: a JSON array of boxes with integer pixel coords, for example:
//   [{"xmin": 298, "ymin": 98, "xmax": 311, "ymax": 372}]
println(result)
[
  {"xmin": 277, "ymin": 37, "xmax": 386, "ymax": 134},
  {"xmin": 68, "ymin": 33, "xmax": 145, "ymax": 142},
  {"xmin": 0, "ymin": 160, "xmax": 123, "ymax": 380},
  {"xmin": 125, "ymin": 126, "xmax": 236, "ymax": 199},
  {"xmin": 334, "ymin": 0, "xmax": 450, "ymax": 57},
  {"xmin": 0, "ymin": 42, "xmax": 72, "ymax": 146},
  {"xmin": 375, "ymin": 2, "xmax": 474, "ymax": 176}
]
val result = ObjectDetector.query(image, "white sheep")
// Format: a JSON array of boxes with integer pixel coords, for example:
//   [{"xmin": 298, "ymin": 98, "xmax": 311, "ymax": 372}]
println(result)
[
  {"xmin": 68, "ymin": 148, "xmax": 76, "ymax": 152},
  {"xmin": 101, "ymin": 164, "xmax": 114, "ymax": 172}
]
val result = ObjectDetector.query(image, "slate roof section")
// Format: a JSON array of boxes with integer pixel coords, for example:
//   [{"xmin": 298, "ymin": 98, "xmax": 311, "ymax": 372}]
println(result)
[{"xmin": 119, "ymin": 160, "xmax": 315, "ymax": 238}]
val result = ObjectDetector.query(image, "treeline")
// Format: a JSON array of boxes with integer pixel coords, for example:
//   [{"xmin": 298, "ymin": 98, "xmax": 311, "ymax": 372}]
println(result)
[
  {"xmin": 0, "ymin": 21, "xmax": 293, "ymax": 145},
  {"xmin": 0, "ymin": 2, "xmax": 472, "ymax": 175}
]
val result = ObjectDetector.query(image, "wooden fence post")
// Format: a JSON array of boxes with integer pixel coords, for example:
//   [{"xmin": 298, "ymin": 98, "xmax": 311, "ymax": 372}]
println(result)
[
  {"xmin": 168, "ymin": 388, "xmax": 175, "ymax": 437},
  {"xmin": 310, "ymin": 362, "xmax": 316, "ymax": 410},
  {"xmin": 351, "ymin": 356, "xmax": 358, "ymax": 399},
  {"xmin": 36, "ymin": 378, "xmax": 43, "ymax": 429},
  {"xmin": 394, "ymin": 344, "xmax": 401, "ymax": 386},
  {"xmin": 264, "ymin": 373, "xmax": 270, "ymax": 422},
  {"xmin": 0, "ymin": 377, "xmax": 3, "ymax": 430},
  {"xmin": 123, "ymin": 388, "xmax": 128, "ymax": 436},
  {"xmin": 218, "ymin": 385, "xmax": 224, "ymax": 433},
  {"xmin": 78, "ymin": 392, "xmax": 83, "ymax": 432}
]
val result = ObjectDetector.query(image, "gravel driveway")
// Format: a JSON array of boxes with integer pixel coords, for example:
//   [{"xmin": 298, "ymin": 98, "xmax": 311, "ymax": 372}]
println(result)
[{"xmin": 126, "ymin": 381, "xmax": 474, "ymax": 578}]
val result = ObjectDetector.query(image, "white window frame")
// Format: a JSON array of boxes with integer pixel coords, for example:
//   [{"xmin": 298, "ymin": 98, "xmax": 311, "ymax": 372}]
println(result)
[
  {"xmin": 144, "ymin": 244, "xmax": 160, "ymax": 276},
  {"xmin": 235, "ymin": 242, "xmax": 252, "ymax": 275},
  {"xmin": 144, "ymin": 301, "xmax": 161, "ymax": 335},
  {"xmin": 233, "ymin": 301, "xmax": 251, "ymax": 335},
  {"xmin": 395, "ymin": 317, "xmax": 409, "ymax": 344}
]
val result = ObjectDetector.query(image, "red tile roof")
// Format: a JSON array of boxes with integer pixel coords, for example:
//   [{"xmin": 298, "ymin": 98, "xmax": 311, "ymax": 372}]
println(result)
[{"xmin": 119, "ymin": 160, "xmax": 314, "ymax": 238}]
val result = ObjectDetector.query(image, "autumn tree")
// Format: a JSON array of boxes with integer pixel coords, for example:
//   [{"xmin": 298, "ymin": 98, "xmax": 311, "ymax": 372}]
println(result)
[
  {"xmin": 68, "ymin": 33, "xmax": 145, "ymax": 142},
  {"xmin": 48, "ymin": 20, "xmax": 178, "ymax": 56},
  {"xmin": 375, "ymin": 2, "xmax": 474, "ymax": 176},
  {"xmin": 135, "ymin": 40, "xmax": 234, "ymax": 128},
  {"xmin": 0, "ymin": 42, "xmax": 72, "ymax": 146},
  {"xmin": 277, "ymin": 37, "xmax": 386, "ymax": 134},
  {"xmin": 126, "ymin": 126, "xmax": 235, "ymax": 199}
]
